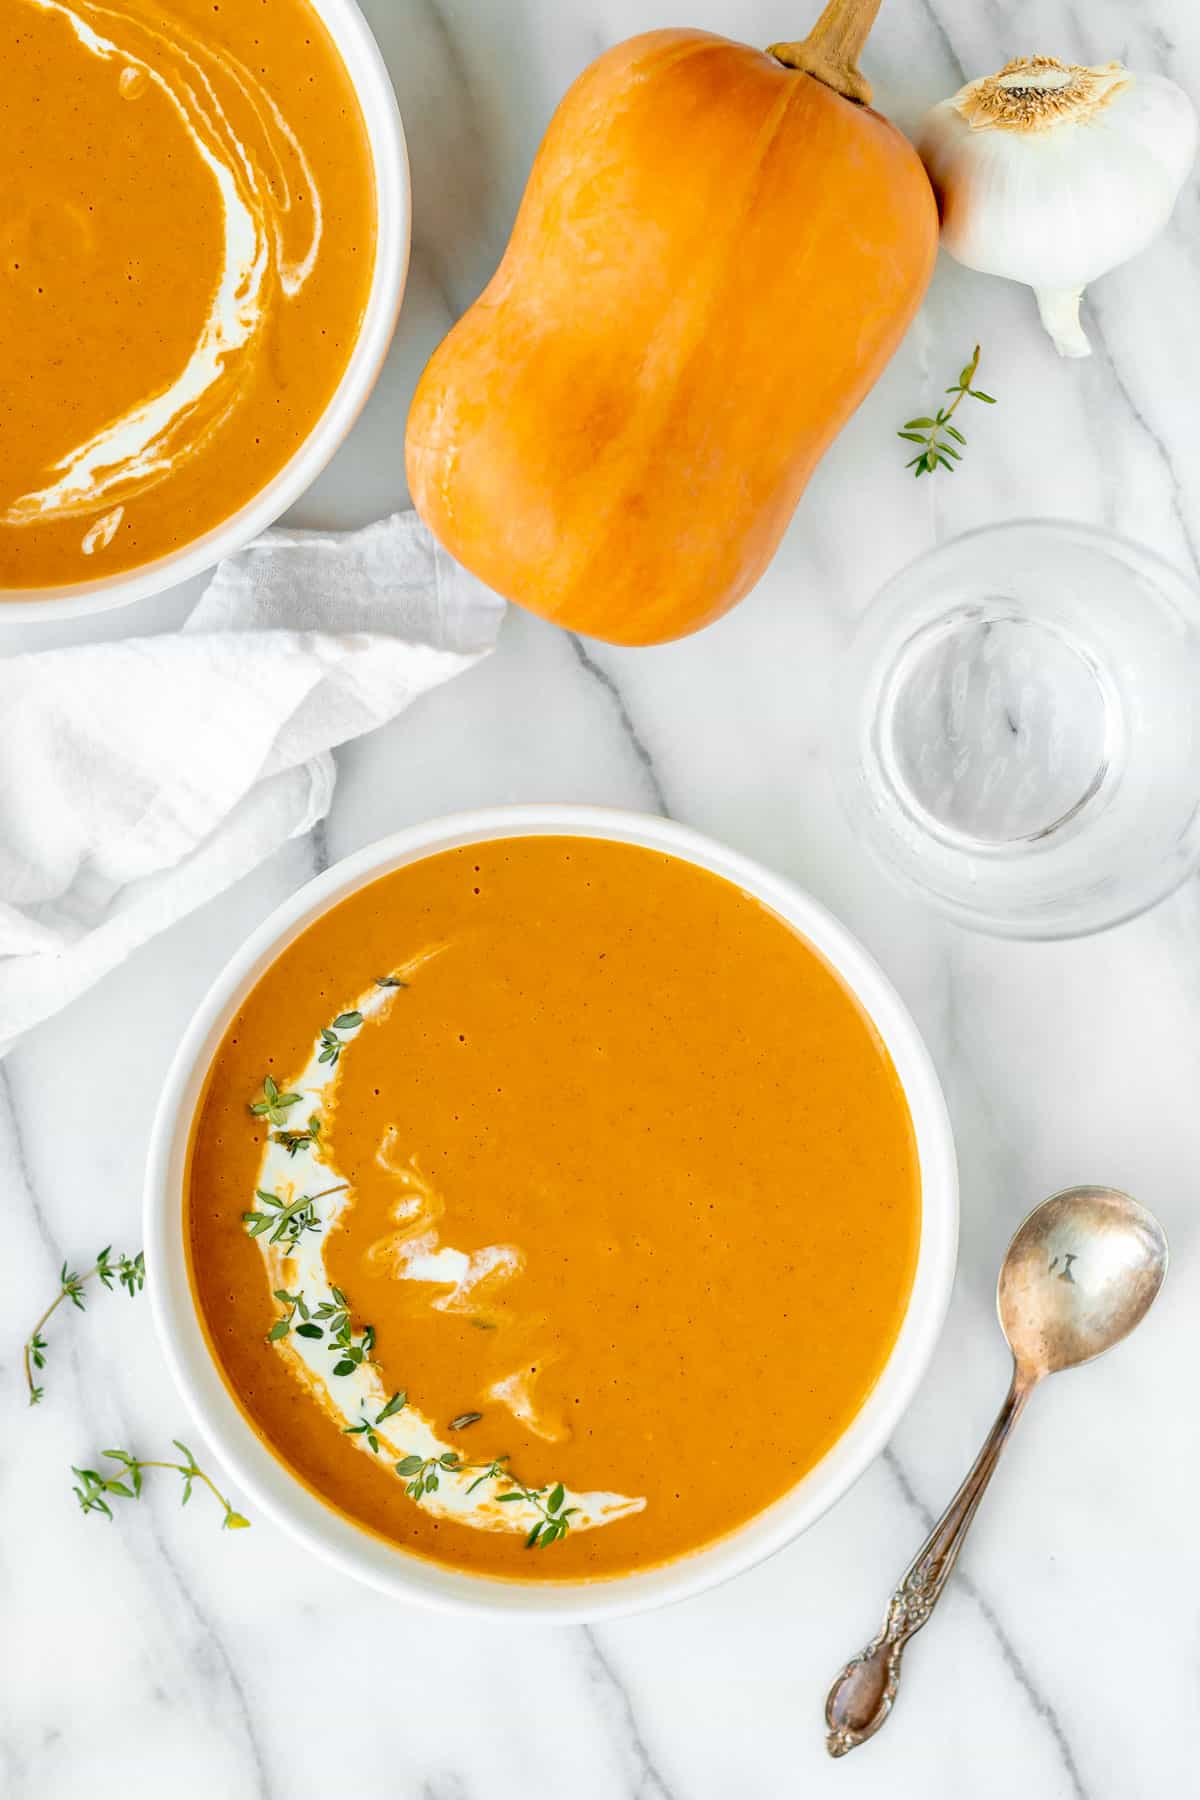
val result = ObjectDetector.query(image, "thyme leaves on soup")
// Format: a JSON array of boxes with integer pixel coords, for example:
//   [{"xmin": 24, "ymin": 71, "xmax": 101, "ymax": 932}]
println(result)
[
  {"xmin": 262, "ymin": 1270, "xmax": 572, "ymax": 1548},
  {"xmin": 242, "ymin": 1183, "xmax": 346, "ymax": 1251},
  {"xmin": 339, "ymin": 1388, "xmax": 573, "ymax": 1547},
  {"xmin": 500, "ymin": 1473, "xmax": 576, "ymax": 1550},
  {"xmin": 318, "ymin": 1011, "xmax": 363, "ymax": 1067},
  {"xmin": 375, "ymin": 975, "xmax": 408, "ymax": 989},
  {"xmin": 264, "ymin": 1282, "xmax": 376, "ymax": 1374},
  {"xmin": 395, "ymin": 1450, "xmax": 458, "ymax": 1499},
  {"xmin": 249, "ymin": 1074, "xmax": 303, "ymax": 1127},
  {"xmin": 467, "ymin": 1462, "xmax": 576, "ymax": 1550},
  {"xmin": 395, "ymin": 1452, "xmax": 577, "ymax": 1549},
  {"xmin": 244, "ymin": 1189, "xmax": 318, "ymax": 1248},
  {"xmin": 273, "ymin": 1113, "xmax": 322, "ymax": 1157},
  {"xmin": 262, "ymin": 1275, "xmax": 572, "ymax": 1547},
  {"xmin": 345, "ymin": 1413, "xmax": 383, "ymax": 1454},
  {"xmin": 268, "ymin": 1288, "xmax": 324, "ymax": 1342},
  {"xmin": 344, "ymin": 1395, "xmax": 407, "ymax": 1454},
  {"xmin": 327, "ymin": 1297, "xmax": 375, "ymax": 1377},
  {"xmin": 23, "ymin": 1247, "xmax": 145, "ymax": 1406},
  {"xmin": 72, "ymin": 1442, "xmax": 249, "ymax": 1530}
]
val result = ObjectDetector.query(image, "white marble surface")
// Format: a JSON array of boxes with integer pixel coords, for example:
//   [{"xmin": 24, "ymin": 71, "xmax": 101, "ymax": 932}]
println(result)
[{"xmin": 3, "ymin": 1, "xmax": 1199, "ymax": 1794}]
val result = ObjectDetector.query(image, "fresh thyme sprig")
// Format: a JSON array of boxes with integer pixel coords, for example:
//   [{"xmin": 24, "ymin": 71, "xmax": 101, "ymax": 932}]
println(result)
[
  {"xmin": 345, "ymin": 1413, "xmax": 383, "ymax": 1454},
  {"xmin": 488, "ymin": 1468, "xmax": 575, "ymax": 1549},
  {"xmin": 71, "ymin": 1442, "xmax": 249, "ymax": 1530},
  {"xmin": 265, "ymin": 1283, "xmax": 375, "ymax": 1373},
  {"xmin": 249, "ymin": 1075, "xmax": 303, "ymax": 1127},
  {"xmin": 318, "ymin": 1011, "xmax": 362, "ymax": 1067},
  {"xmin": 268, "ymin": 1288, "xmax": 323, "ymax": 1342},
  {"xmin": 344, "ymin": 1393, "xmax": 407, "ymax": 1454},
  {"xmin": 395, "ymin": 1451, "xmax": 577, "ymax": 1549},
  {"xmin": 324, "ymin": 1291, "xmax": 375, "ymax": 1376},
  {"xmin": 898, "ymin": 345, "xmax": 996, "ymax": 477},
  {"xmin": 396, "ymin": 1449, "xmax": 461, "ymax": 1499},
  {"xmin": 23, "ymin": 1247, "xmax": 145, "ymax": 1406},
  {"xmin": 242, "ymin": 1183, "xmax": 345, "ymax": 1250},
  {"xmin": 273, "ymin": 1114, "xmax": 322, "ymax": 1157}
]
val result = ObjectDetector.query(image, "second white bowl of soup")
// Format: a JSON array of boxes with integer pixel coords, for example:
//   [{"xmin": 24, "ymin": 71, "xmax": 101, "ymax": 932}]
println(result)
[{"xmin": 0, "ymin": 0, "xmax": 408, "ymax": 619}]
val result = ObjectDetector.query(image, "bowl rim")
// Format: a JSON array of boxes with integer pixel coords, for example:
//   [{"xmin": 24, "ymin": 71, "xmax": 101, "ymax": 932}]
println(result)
[
  {"xmin": 0, "ymin": 0, "xmax": 410, "ymax": 623},
  {"xmin": 144, "ymin": 804, "xmax": 959, "ymax": 1621}
]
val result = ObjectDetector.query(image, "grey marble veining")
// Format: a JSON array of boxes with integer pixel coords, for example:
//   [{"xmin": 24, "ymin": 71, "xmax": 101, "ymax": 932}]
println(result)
[{"xmin": 2, "ymin": 1, "xmax": 1199, "ymax": 1795}]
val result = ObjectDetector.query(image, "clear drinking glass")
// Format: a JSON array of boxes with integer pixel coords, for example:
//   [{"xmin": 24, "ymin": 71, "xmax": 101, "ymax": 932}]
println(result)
[{"xmin": 837, "ymin": 521, "xmax": 1200, "ymax": 938}]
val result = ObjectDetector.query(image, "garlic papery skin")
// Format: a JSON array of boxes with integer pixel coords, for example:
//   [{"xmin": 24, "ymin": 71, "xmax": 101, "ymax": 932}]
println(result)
[{"xmin": 918, "ymin": 57, "xmax": 1198, "ymax": 357}]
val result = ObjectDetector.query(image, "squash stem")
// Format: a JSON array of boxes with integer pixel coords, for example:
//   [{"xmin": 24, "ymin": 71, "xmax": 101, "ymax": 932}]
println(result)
[{"xmin": 768, "ymin": 0, "xmax": 885, "ymax": 106}]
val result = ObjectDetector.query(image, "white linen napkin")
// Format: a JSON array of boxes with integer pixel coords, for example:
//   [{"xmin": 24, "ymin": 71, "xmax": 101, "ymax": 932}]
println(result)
[{"xmin": 0, "ymin": 512, "xmax": 504, "ymax": 1051}]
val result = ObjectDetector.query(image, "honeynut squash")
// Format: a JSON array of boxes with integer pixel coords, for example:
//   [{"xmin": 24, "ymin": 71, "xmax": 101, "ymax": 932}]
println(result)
[{"xmin": 406, "ymin": 0, "xmax": 937, "ymax": 646}]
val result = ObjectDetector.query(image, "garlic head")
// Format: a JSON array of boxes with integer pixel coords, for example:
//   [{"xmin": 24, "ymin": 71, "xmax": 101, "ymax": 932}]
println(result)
[{"xmin": 919, "ymin": 57, "xmax": 1198, "ymax": 357}]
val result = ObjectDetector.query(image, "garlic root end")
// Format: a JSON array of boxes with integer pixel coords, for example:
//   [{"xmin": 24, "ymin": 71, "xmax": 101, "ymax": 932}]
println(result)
[{"xmin": 1035, "ymin": 286, "xmax": 1092, "ymax": 358}]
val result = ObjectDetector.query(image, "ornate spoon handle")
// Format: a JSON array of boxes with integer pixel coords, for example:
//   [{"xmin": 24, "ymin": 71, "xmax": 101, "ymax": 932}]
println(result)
[{"xmin": 824, "ymin": 1370, "xmax": 1032, "ymax": 1757}]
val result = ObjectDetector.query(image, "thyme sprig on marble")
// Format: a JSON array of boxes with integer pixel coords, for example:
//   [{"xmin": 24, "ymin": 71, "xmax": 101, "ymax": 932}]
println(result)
[
  {"xmin": 23, "ymin": 1247, "xmax": 146, "ymax": 1406},
  {"xmin": 396, "ymin": 1451, "xmax": 577, "ymax": 1549},
  {"xmin": 249, "ymin": 1075, "xmax": 303, "ymax": 1127},
  {"xmin": 318, "ymin": 1011, "xmax": 363, "ymax": 1067},
  {"xmin": 72, "ymin": 1442, "xmax": 249, "ymax": 1530},
  {"xmin": 898, "ymin": 344, "xmax": 997, "ymax": 476},
  {"xmin": 242, "ymin": 1183, "xmax": 345, "ymax": 1251}
]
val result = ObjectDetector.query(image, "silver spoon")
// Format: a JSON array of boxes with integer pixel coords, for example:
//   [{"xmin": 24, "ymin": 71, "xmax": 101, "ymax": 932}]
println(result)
[{"xmin": 824, "ymin": 1184, "xmax": 1168, "ymax": 1758}]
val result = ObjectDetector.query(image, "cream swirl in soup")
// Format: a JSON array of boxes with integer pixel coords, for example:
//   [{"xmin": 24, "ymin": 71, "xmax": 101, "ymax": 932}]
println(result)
[{"xmin": 243, "ymin": 954, "xmax": 645, "ymax": 1545}]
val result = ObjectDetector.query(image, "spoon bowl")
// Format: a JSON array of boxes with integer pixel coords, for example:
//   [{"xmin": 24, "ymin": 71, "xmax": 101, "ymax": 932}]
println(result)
[{"xmin": 998, "ymin": 1186, "xmax": 1169, "ymax": 1380}]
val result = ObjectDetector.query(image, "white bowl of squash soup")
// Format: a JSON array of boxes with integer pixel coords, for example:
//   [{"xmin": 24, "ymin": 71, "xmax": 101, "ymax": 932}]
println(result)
[
  {"xmin": 1, "ymin": 0, "xmax": 407, "ymax": 618},
  {"xmin": 146, "ymin": 808, "xmax": 958, "ymax": 1618}
]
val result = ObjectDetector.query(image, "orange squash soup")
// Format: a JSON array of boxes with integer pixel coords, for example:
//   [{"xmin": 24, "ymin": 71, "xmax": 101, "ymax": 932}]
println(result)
[
  {"xmin": 2, "ymin": 0, "xmax": 376, "ymax": 590},
  {"xmin": 186, "ymin": 837, "xmax": 921, "ymax": 1580}
]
